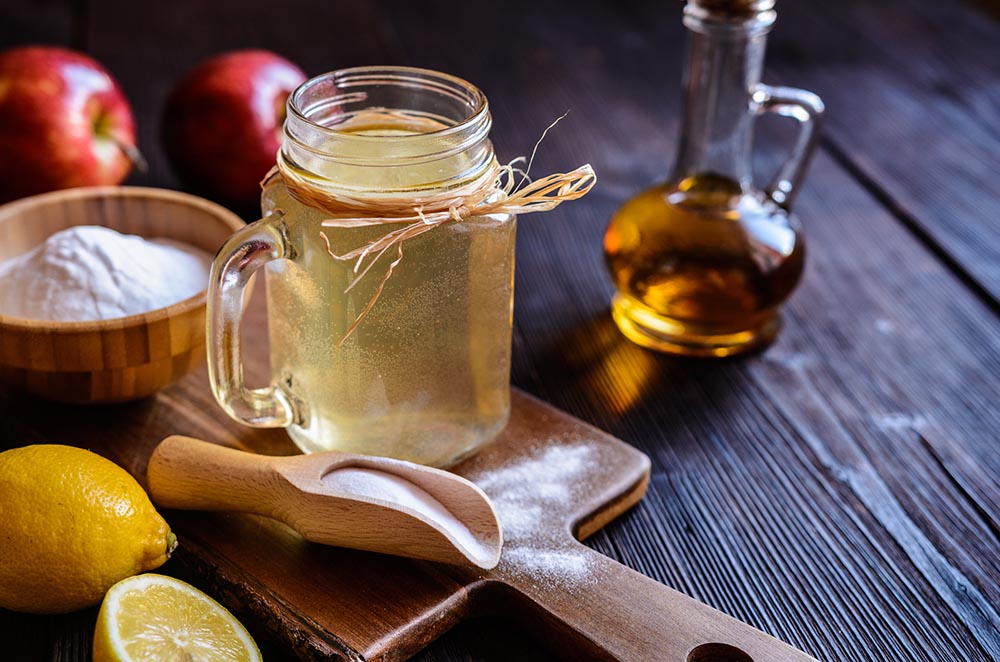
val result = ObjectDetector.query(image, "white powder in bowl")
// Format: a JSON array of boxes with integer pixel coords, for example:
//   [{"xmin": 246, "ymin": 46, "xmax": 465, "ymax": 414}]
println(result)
[{"xmin": 0, "ymin": 226, "xmax": 213, "ymax": 322}]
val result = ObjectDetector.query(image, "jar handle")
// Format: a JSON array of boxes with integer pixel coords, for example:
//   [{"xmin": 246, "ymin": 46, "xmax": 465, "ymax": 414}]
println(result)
[
  {"xmin": 207, "ymin": 212, "xmax": 296, "ymax": 428},
  {"xmin": 752, "ymin": 83, "xmax": 825, "ymax": 210}
]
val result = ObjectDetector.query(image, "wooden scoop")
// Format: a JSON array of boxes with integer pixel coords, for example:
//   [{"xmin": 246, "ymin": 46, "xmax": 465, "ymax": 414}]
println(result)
[{"xmin": 146, "ymin": 435, "xmax": 503, "ymax": 569}]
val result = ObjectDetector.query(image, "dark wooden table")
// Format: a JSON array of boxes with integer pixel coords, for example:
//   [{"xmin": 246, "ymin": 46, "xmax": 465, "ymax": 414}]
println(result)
[{"xmin": 3, "ymin": 0, "xmax": 1000, "ymax": 660}]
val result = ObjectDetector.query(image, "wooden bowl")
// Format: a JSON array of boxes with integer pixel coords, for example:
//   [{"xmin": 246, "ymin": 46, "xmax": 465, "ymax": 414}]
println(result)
[{"xmin": 0, "ymin": 187, "xmax": 244, "ymax": 404}]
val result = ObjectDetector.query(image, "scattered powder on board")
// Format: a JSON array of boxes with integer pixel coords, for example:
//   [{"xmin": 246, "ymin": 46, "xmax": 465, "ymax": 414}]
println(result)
[
  {"xmin": 0, "ymin": 225, "xmax": 212, "ymax": 322},
  {"xmin": 502, "ymin": 548, "xmax": 592, "ymax": 578},
  {"xmin": 472, "ymin": 443, "xmax": 597, "ymax": 585}
]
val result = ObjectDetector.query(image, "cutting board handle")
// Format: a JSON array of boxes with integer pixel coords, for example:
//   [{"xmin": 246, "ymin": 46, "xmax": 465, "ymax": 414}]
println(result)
[
  {"xmin": 517, "ymin": 544, "xmax": 818, "ymax": 662},
  {"xmin": 147, "ymin": 435, "xmax": 287, "ymax": 517}
]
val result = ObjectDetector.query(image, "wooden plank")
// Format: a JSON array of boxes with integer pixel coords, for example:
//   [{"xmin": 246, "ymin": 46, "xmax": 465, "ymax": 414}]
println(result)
[
  {"xmin": 1, "ymin": 0, "xmax": 998, "ymax": 660},
  {"xmin": 765, "ymin": 0, "xmax": 1000, "ymax": 303},
  {"xmin": 379, "ymin": 1, "xmax": 1000, "ymax": 659}
]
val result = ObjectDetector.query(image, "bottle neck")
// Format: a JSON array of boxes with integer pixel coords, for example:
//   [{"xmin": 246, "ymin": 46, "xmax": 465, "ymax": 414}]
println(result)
[{"xmin": 670, "ymin": 7, "xmax": 774, "ymax": 188}]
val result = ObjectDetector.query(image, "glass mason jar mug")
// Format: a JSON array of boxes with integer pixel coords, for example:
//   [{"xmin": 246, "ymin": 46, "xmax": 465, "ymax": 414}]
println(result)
[{"xmin": 207, "ymin": 67, "xmax": 516, "ymax": 467}]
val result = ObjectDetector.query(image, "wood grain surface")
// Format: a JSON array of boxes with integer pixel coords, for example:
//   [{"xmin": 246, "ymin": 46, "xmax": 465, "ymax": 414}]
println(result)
[{"xmin": 1, "ymin": 0, "xmax": 999, "ymax": 660}]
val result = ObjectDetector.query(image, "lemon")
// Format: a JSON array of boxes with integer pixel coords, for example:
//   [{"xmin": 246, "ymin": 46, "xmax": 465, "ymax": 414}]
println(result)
[
  {"xmin": 0, "ymin": 444, "xmax": 175, "ymax": 614},
  {"xmin": 93, "ymin": 574, "xmax": 261, "ymax": 662}
]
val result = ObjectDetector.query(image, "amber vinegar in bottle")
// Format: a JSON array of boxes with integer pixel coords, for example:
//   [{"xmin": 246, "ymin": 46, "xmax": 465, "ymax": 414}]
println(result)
[{"xmin": 604, "ymin": 0, "xmax": 823, "ymax": 357}]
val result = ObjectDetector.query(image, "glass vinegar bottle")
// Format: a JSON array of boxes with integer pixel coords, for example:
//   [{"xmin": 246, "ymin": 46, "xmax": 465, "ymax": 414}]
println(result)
[{"xmin": 604, "ymin": 0, "xmax": 823, "ymax": 357}]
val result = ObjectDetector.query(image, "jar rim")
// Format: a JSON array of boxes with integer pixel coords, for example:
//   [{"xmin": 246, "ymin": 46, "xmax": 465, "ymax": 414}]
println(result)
[{"xmin": 287, "ymin": 65, "xmax": 490, "ymax": 142}]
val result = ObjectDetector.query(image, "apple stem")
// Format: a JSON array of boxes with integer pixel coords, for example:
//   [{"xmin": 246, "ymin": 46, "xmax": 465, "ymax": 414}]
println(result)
[{"xmin": 114, "ymin": 136, "xmax": 149, "ymax": 174}]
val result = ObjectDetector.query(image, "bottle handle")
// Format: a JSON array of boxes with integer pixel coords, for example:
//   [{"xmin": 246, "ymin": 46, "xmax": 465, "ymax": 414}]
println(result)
[
  {"xmin": 207, "ymin": 212, "xmax": 296, "ymax": 428},
  {"xmin": 752, "ymin": 83, "xmax": 825, "ymax": 210}
]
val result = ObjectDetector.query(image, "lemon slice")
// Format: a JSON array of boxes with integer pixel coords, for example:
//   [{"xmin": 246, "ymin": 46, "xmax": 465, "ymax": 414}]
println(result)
[{"xmin": 93, "ymin": 574, "xmax": 261, "ymax": 662}]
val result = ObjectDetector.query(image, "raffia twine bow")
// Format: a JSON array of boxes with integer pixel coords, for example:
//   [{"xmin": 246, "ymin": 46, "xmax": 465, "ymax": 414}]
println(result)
[{"xmin": 265, "ymin": 131, "xmax": 596, "ymax": 344}]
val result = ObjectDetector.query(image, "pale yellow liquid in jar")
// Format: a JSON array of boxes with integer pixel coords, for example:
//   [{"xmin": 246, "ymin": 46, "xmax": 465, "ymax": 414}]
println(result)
[{"xmin": 263, "ymin": 123, "xmax": 515, "ymax": 466}]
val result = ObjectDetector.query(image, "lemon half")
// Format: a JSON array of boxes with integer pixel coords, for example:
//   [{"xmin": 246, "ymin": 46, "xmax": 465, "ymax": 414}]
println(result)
[{"xmin": 93, "ymin": 574, "xmax": 261, "ymax": 662}]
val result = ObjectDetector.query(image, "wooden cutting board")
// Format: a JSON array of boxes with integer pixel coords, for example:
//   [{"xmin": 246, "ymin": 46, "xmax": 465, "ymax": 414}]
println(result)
[
  {"xmin": 0, "ymin": 293, "xmax": 816, "ymax": 661},
  {"xmin": 155, "ymin": 391, "xmax": 817, "ymax": 662}
]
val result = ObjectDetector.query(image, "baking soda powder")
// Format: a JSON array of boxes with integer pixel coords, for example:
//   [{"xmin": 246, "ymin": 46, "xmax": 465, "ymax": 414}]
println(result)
[{"xmin": 0, "ymin": 226, "xmax": 212, "ymax": 322}]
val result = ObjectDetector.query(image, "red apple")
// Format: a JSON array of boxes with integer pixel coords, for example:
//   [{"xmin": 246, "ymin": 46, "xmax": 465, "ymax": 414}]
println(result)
[
  {"xmin": 0, "ymin": 46, "xmax": 138, "ymax": 203},
  {"xmin": 162, "ymin": 50, "xmax": 307, "ymax": 210}
]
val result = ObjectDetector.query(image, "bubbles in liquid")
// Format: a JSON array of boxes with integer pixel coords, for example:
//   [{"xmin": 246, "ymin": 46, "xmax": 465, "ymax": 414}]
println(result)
[{"xmin": 265, "ymin": 180, "xmax": 515, "ymax": 467}]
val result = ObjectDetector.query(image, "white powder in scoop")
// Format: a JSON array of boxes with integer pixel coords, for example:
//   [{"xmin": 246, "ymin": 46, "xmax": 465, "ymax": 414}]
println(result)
[
  {"xmin": 322, "ymin": 466, "xmax": 493, "ymax": 566},
  {"xmin": 0, "ymin": 225, "xmax": 212, "ymax": 322}
]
